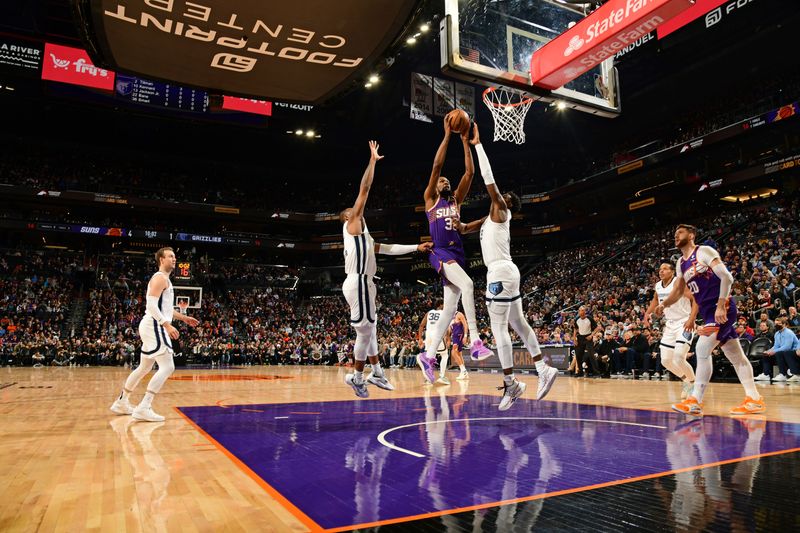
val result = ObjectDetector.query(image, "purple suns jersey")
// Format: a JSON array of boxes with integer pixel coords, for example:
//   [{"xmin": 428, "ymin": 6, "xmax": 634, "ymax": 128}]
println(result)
[
  {"xmin": 427, "ymin": 196, "xmax": 463, "ymax": 250},
  {"xmin": 677, "ymin": 245, "xmax": 723, "ymax": 310},
  {"xmin": 451, "ymin": 318, "xmax": 464, "ymax": 344}
]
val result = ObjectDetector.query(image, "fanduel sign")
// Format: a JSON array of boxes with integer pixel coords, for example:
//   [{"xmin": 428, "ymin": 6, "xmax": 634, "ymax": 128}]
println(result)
[{"xmin": 530, "ymin": 0, "xmax": 695, "ymax": 90}]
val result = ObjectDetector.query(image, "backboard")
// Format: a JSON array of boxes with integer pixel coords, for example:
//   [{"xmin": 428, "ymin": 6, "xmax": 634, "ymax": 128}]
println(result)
[
  {"xmin": 441, "ymin": 0, "xmax": 621, "ymax": 117},
  {"xmin": 173, "ymin": 286, "xmax": 203, "ymax": 310}
]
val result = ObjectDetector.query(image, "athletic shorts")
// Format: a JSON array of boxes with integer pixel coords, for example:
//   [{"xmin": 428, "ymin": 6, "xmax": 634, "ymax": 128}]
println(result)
[
  {"xmin": 698, "ymin": 299, "xmax": 738, "ymax": 344},
  {"xmin": 661, "ymin": 320, "xmax": 694, "ymax": 349},
  {"xmin": 485, "ymin": 260, "xmax": 521, "ymax": 304},
  {"xmin": 429, "ymin": 246, "xmax": 466, "ymax": 285},
  {"xmin": 139, "ymin": 316, "xmax": 173, "ymax": 359},
  {"xmin": 342, "ymin": 274, "xmax": 376, "ymax": 327}
]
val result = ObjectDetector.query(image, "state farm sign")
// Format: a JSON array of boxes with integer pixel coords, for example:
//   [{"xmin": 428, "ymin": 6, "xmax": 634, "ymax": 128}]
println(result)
[{"xmin": 531, "ymin": 0, "xmax": 695, "ymax": 90}]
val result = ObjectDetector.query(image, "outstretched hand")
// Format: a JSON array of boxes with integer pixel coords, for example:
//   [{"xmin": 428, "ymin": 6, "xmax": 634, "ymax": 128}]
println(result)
[
  {"xmin": 417, "ymin": 242, "xmax": 434, "ymax": 253},
  {"xmin": 468, "ymin": 122, "xmax": 480, "ymax": 145},
  {"xmin": 369, "ymin": 140, "xmax": 384, "ymax": 161}
]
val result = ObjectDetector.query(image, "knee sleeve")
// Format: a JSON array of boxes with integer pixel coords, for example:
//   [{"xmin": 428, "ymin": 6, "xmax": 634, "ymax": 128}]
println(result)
[
  {"xmin": 353, "ymin": 323, "xmax": 374, "ymax": 361},
  {"xmin": 124, "ymin": 356, "xmax": 156, "ymax": 391},
  {"xmin": 508, "ymin": 299, "xmax": 541, "ymax": 357},
  {"xmin": 147, "ymin": 354, "xmax": 175, "ymax": 393},
  {"xmin": 489, "ymin": 303, "xmax": 513, "ymax": 369}
]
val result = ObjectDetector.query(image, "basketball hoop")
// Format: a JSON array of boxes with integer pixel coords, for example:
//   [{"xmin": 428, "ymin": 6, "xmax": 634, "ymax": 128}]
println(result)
[
  {"xmin": 178, "ymin": 300, "xmax": 189, "ymax": 315},
  {"xmin": 483, "ymin": 87, "xmax": 534, "ymax": 145}
]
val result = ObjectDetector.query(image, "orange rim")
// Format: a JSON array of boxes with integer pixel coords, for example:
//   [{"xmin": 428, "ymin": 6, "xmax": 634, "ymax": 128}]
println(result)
[{"xmin": 482, "ymin": 86, "xmax": 534, "ymax": 108}]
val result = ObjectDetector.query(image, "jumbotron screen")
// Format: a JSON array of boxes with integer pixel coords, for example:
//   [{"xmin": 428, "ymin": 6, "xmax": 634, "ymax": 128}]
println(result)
[{"xmin": 74, "ymin": 0, "xmax": 420, "ymax": 103}]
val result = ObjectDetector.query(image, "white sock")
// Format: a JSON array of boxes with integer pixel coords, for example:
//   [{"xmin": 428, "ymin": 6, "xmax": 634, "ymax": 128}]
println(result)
[
  {"xmin": 371, "ymin": 362, "xmax": 383, "ymax": 377},
  {"xmin": 139, "ymin": 391, "xmax": 155, "ymax": 409},
  {"xmin": 534, "ymin": 359, "xmax": 547, "ymax": 373},
  {"xmin": 459, "ymin": 364, "xmax": 466, "ymax": 372},
  {"xmin": 721, "ymin": 341, "xmax": 760, "ymax": 400},
  {"xmin": 692, "ymin": 335, "xmax": 717, "ymax": 402},
  {"xmin": 354, "ymin": 370, "xmax": 364, "ymax": 383},
  {"xmin": 504, "ymin": 373, "xmax": 515, "ymax": 384}
]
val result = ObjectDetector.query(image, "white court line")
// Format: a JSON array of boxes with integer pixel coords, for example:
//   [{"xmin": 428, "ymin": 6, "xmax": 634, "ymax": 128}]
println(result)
[
  {"xmin": 274, "ymin": 416, "xmax": 289, "ymax": 419},
  {"xmin": 377, "ymin": 417, "xmax": 668, "ymax": 458}
]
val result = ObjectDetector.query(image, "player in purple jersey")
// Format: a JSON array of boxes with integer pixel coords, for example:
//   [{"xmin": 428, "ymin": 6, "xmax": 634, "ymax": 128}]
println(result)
[
  {"xmin": 658, "ymin": 224, "xmax": 765, "ymax": 417},
  {"xmin": 421, "ymin": 114, "xmax": 493, "ymax": 365},
  {"xmin": 449, "ymin": 311, "xmax": 469, "ymax": 381}
]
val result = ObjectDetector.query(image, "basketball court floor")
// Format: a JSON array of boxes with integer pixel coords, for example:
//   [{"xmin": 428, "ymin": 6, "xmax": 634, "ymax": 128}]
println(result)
[{"xmin": 1, "ymin": 365, "xmax": 798, "ymax": 531}]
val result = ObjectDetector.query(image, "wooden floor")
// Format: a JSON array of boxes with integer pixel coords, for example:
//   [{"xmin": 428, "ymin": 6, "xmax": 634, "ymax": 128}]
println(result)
[{"xmin": 1, "ymin": 365, "xmax": 799, "ymax": 532}]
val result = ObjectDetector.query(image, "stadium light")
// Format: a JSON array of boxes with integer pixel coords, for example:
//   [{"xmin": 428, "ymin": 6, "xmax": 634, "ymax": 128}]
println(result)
[
  {"xmin": 295, "ymin": 129, "xmax": 303, "ymax": 135},
  {"xmin": 364, "ymin": 82, "xmax": 373, "ymax": 88},
  {"xmin": 368, "ymin": 75, "xmax": 379, "ymax": 83},
  {"xmin": 305, "ymin": 130, "xmax": 315, "ymax": 137},
  {"xmin": 556, "ymin": 101, "xmax": 567, "ymax": 110},
  {"xmin": 406, "ymin": 36, "xmax": 417, "ymax": 45},
  {"xmin": 420, "ymin": 23, "xmax": 430, "ymax": 32}
]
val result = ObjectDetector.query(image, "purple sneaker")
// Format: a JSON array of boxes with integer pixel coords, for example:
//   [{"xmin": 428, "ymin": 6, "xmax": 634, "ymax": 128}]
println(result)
[
  {"xmin": 419, "ymin": 352, "xmax": 435, "ymax": 383},
  {"xmin": 470, "ymin": 339, "xmax": 493, "ymax": 361}
]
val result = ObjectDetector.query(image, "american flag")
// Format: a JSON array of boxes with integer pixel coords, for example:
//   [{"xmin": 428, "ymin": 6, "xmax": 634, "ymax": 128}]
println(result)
[{"xmin": 462, "ymin": 47, "xmax": 480, "ymax": 63}]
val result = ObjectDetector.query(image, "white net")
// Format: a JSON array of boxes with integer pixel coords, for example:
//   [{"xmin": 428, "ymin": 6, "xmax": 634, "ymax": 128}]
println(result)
[{"xmin": 483, "ymin": 87, "xmax": 534, "ymax": 145}]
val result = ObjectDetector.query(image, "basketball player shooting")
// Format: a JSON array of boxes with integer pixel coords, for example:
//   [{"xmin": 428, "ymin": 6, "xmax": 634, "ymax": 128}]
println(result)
[
  {"xmin": 341, "ymin": 141, "xmax": 432, "ymax": 398},
  {"xmin": 420, "ymin": 112, "xmax": 493, "ymax": 369},
  {"xmin": 455, "ymin": 123, "xmax": 558, "ymax": 410},
  {"xmin": 659, "ymin": 224, "xmax": 765, "ymax": 417}
]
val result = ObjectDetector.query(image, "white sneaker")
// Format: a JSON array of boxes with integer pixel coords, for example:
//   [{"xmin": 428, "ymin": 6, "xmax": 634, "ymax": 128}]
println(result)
[
  {"xmin": 640, "ymin": 372, "xmax": 650, "ymax": 380},
  {"xmin": 367, "ymin": 372, "xmax": 395, "ymax": 391},
  {"xmin": 456, "ymin": 370, "xmax": 470, "ymax": 381},
  {"xmin": 435, "ymin": 376, "xmax": 450, "ymax": 386},
  {"xmin": 754, "ymin": 373, "xmax": 771, "ymax": 382},
  {"xmin": 132, "ymin": 405, "xmax": 165, "ymax": 422},
  {"xmin": 773, "ymin": 374, "xmax": 788, "ymax": 382},
  {"xmin": 498, "ymin": 379, "xmax": 527, "ymax": 411},
  {"xmin": 345, "ymin": 374, "xmax": 369, "ymax": 398},
  {"xmin": 653, "ymin": 372, "xmax": 661, "ymax": 379},
  {"xmin": 536, "ymin": 366, "xmax": 558, "ymax": 400},
  {"xmin": 787, "ymin": 375, "xmax": 800, "ymax": 383},
  {"xmin": 110, "ymin": 397, "xmax": 134, "ymax": 416}
]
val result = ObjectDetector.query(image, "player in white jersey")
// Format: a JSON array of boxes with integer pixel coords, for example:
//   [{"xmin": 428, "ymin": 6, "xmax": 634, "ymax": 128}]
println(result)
[
  {"xmin": 110, "ymin": 247, "xmax": 200, "ymax": 422},
  {"xmin": 644, "ymin": 263, "xmax": 698, "ymax": 398},
  {"xmin": 456, "ymin": 124, "xmax": 558, "ymax": 410},
  {"xmin": 339, "ymin": 141, "xmax": 432, "ymax": 398},
  {"xmin": 417, "ymin": 301, "xmax": 452, "ymax": 385}
]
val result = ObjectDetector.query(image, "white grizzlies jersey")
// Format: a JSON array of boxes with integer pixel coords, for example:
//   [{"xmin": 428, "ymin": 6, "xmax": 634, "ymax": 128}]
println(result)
[
  {"xmin": 479, "ymin": 210, "xmax": 512, "ymax": 266},
  {"xmin": 343, "ymin": 222, "xmax": 376, "ymax": 276},
  {"xmin": 425, "ymin": 309, "xmax": 447, "ymax": 352},
  {"xmin": 656, "ymin": 277, "xmax": 692, "ymax": 322},
  {"xmin": 144, "ymin": 271, "xmax": 174, "ymax": 323}
]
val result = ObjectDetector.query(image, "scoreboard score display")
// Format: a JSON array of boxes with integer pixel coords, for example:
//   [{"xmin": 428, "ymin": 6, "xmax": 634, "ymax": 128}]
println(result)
[{"xmin": 175, "ymin": 261, "xmax": 192, "ymax": 281}]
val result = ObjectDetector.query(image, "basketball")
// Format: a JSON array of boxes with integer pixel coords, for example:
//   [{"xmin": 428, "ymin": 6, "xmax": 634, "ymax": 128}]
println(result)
[{"xmin": 448, "ymin": 109, "xmax": 471, "ymax": 134}]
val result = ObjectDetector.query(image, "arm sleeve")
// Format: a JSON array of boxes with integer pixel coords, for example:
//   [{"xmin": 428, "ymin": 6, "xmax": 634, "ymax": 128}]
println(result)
[
  {"xmin": 698, "ymin": 246, "xmax": 732, "ymax": 300},
  {"xmin": 711, "ymin": 262, "xmax": 733, "ymax": 300},
  {"xmin": 146, "ymin": 295, "xmax": 167, "ymax": 325},
  {"xmin": 378, "ymin": 243, "xmax": 418, "ymax": 255},
  {"xmin": 474, "ymin": 144, "xmax": 495, "ymax": 185}
]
